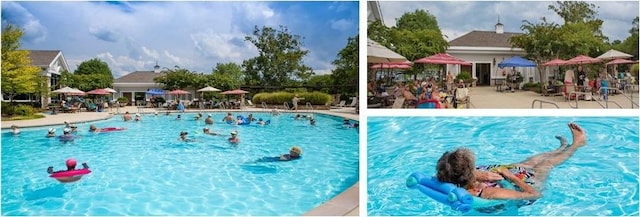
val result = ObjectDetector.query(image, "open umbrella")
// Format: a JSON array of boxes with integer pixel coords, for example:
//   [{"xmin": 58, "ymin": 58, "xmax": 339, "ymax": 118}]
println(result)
[
  {"xmin": 565, "ymin": 55, "xmax": 602, "ymax": 65},
  {"xmin": 86, "ymin": 89, "xmax": 111, "ymax": 95},
  {"xmin": 221, "ymin": 89, "xmax": 249, "ymax": 95},
  {"xmin": 542, "ymin": 58, "xmax": 567, "ymax": 66},
  {"xmin": 597, "ymin": 49, "xmax": 633, "ymax": 60},
  {"xmin": 414, "ymin": 53, "xmax": 472, "ymax": 65},
  {"xmin": 367, "ymin": 38, "xmax": 408, "ymax": 63},
  {"xmin": 497, "ymin": 56, "xmax": 537, "ymax": 68},
  {"xmin": 369, "ymin": 62, "xmax": 412, "ymax": 70},
  {"xmin": 146, "ymin": 88, "xmax": 165, "ymax": 95},
  {"xmin": 102, "ymin": 88, "xmax": 117, "ymax": 93},
  {"xmin": 606, "ymin": 58, "xmax": 635, "ymax": 65},
  {"xmin": 168, "ymin": 89, "xmax": 190, "ymax": 95},
  {"xmin": 197, "ymin": 86, "xmax": 222, "ymax": 92},
  {"xmin": 52, "ymin": 87, "xmax": 85, "ymax": 96}
]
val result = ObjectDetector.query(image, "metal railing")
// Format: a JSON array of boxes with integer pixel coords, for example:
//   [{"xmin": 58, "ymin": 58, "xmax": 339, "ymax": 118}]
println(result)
[
  {"xmin": 305, "ymin": 102, "xmax": 314, "ymax": 113},
  {"xmin": 531, "ymin": 99, "xmax": 560, "ymax": 109},
  {"xmin": 261, "ymin": 102, "xmax": 268, "ymax": 112},
  {"xmin": 283, "ymin": 102, "xmax": 290, "ymax": 110},
  {"xmin": 592, "ymin": 87, "xmax": 637, "ymax": 109}
]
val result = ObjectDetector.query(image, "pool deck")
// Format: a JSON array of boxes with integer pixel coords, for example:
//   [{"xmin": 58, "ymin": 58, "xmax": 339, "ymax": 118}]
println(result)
[{"xmin": 1, "ymin": 106, "xmax": 360, "ymax": 216}]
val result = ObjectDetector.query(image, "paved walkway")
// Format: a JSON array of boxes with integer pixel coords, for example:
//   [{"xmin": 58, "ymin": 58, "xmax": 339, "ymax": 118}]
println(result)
[
  {"xmin": 469, "ymin": 86, "xmax": 639, "ymax": 109},
  {"xmin": 1, "ymin": 105, "xmax": 360, "ymax": 216}
]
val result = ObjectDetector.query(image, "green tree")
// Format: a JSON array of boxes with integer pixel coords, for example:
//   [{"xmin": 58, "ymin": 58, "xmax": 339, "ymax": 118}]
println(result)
[
  {"xmin": 154, "ymin": 66, "xmax": 199, "ymax": 90},
  {"xmin": 618, "ymin": 16, "xmax": 639, "ymax": 60},
  {"xmin": 395, "ymin": 9, "xmax": 441, "ymax": 30},
  {"xmin": 510, "ymin": 18, "xmax": 563, "ymax": 89},
  {"xmin": 242, "ymin": 25, "xmax": 314, "ymax": 87},
  {"xmin": 209, "ymin": 62, "xmax": 244, "ymax": 91},
  {"xmin": 306, "ymin": 74, "xmax": 333, "ymax": 92},
  {"xmin": 1, "ymin": 24, "xmax": 41, "ymax": 103},
  {"xmin": 367, "ymin": 20, "xmax": 393, "ymax": 48},
  {"xmin": 548, "ymin": 1, "xmax": 599, "ymax": 24},
  {"xmin": 71, "ymin": 58, "xmax": 114, "ymax": 91},
  {"xmin": 331, "ymin": 36, "xmax": 358, "ymax": 94}
]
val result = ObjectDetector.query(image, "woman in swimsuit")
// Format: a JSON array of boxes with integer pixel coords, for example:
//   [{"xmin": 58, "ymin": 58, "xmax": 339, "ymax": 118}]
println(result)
[{"xmin": 436, "ymin": 122, "xmax": 586, "ymax": 201}]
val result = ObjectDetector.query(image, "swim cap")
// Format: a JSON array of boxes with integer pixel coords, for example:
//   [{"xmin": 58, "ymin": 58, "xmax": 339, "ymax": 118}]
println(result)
[
  {"xmin": 231, "ymin": 131, "xmax": 238, "ymax": 135},
  {"xmin": 63, "ymin": 128, "xmax": 71, "ymax": 133},
  {"xmin": 49, "ymin": 128, "xmax": 55, "ymax": 132},
  {"xmin": 291, "ymin": 146, "xmax": 302, "ymax": 155},
  {"xmin": 208, "ymin": 114, "xmax": 212, "ymax": 117},
  {"xmin": 66, "ymin": 158, "xmax": 77, "ymax": 167},
  {"xmin": 258, "ymin": 118, "xmax": 263, "ymax": 121},
  {"xmin": 135, "ymin": 113, "xmax": 140, "ymax": 116}
]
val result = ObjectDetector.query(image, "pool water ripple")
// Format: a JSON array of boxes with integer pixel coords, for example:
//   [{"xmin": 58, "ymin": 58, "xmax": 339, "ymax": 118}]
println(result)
[
  {"xmin": 368, "ymin": 116, "xmax": 639, "ymax": 216},
  {"xmin": 2, "ymin": 112, "xmax": 358, "ymax": 216}
]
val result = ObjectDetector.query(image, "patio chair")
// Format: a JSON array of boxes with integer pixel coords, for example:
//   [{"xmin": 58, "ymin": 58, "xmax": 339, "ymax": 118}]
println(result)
[
  {"xmin": 346, "ymin": 97, "xmax": 358, "ymax": 107},
  {"xmin": 247, "ymin": 100, "xmax": 254, "ymax": 107},
  {"xmin": 391, "ymin": 97, "xmax": 405, "ymax": 109},
  {"xmin": 333, "ymin": 100, "xmax": 346, "ymax": 108}
]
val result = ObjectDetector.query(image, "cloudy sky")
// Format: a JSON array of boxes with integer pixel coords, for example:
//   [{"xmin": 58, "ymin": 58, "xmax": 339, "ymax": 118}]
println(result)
[
  {"xmin": 1, "ymin": 1, "xmax": 358, "ymax": 78},
  {"xmin": 377, "ymin": 1, "xmax": 638, "ymax": 42}
]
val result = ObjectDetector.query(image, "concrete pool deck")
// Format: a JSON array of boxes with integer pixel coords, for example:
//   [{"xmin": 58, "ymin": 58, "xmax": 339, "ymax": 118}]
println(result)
[{"xmin": 1, "ymin": 106, "xmax": 360, "ymax": 216}]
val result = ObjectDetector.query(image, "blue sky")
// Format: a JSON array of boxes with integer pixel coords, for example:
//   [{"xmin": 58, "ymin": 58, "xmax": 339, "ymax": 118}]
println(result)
[
  {"xmin": 378, "ymin": 1, "xmax": 638, "ymax": 42},
  {"xmin": 1, "ymin": 1, "xmax": 358, "ymax": 78}
]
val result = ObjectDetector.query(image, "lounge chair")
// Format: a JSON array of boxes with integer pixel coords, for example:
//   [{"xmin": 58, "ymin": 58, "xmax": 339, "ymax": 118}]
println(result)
[
  {"xmin": 247, "ymin": 100, "xmax": 253, "ymax": 107},
  {"xmin": 391, "ymin": 97, "xmax": 405, "ymax": 109},
  {"xmin": 331, "ymin": 100, "xmax": 346, "ymax": 109},
  {"xmin": 346, "ymin": 97, "xmax": 357, "ymax": 107}
]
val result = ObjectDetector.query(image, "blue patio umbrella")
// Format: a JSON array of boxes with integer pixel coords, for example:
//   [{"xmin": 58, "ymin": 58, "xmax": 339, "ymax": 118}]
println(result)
[
  {"xmin": 146, "ymin": 88, "xmax": 165, "ymax": 95},
  {"xmin": 498, "ymin": 56, "xmax": 537, "ymax": 68}
]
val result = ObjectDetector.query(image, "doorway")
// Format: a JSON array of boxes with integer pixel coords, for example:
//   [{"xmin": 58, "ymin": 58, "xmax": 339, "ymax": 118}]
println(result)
[{"xmin": 476, "ymin": 63, "xmax": 491, "ymax": 86}]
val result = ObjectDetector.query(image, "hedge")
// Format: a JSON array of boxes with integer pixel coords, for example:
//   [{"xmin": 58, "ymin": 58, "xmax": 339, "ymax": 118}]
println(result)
[
  {"xmin": 252, "ymin": 91, "xmax": 332, "ymax": 105},
  {"xmin": 1, "ymin": 103, "xmax": 36, "ymax": 117}
]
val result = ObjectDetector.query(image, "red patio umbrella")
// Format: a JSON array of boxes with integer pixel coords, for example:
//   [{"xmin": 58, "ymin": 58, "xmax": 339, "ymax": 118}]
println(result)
[
  {"xmin": 168, "ymin": 89, "xmax": 190, "ymax": 95},
  {"xmin": 414, "ymin": 53, "xmax": 472, "ymax": 65},
  {"xmin": 565, "ymin": 55, "xmax": 602, "ymax": 65},
  {"xmin": 605, "ymin": 58, "xmax": 635, "ymax": 65},
  {"xmin": 542, "ymin": 58, "xmax": 567, "ymax": 66},
  {"xmin": 86, "ymin": 88, "xmax": 111, "ymax": 95},
  {"xmin": 221, "ymin": 89, "xmax": 249, "ymax": 95}
]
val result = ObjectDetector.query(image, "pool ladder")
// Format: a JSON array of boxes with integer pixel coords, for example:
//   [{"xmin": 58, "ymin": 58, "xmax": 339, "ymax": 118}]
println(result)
[
  {"xmin": 531, "ymin": 99, "xmax": 560, "ymax": 109},
  {"xmin": 283, "ymin": 102, "xmax": 290, "ymax": 110},
  {"xmin": 261, "ymin": 102, "xmax": 268, "ymax": 112},
  {"xmin": 305, "ymin": 102, "xmax": 315, "ymax": 114}
]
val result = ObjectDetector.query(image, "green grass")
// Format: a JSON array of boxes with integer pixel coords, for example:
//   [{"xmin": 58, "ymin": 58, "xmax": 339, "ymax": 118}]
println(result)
[{"xmin": 1, "ymin": 114, "xmax": 46, "ymax": 121}]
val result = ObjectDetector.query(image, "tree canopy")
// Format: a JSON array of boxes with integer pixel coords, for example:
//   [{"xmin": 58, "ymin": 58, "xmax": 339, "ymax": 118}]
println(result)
[
  {"xmin": 60, "ymin": 58, "xmax": 114, "ymax": 91},
  {"xmin": 242, "ymin": 25, "xmax": 314, "ymax": 87},
  {"xmin": 153, "ymin": 66, "xmax": 199, "ymax": 90},
  {"xmin": 330, "ymin": 35, "xmax": 358, "ymax": 94},
  {"xmin": 1, "ymin": 24, "xmax": 41, "ymax": 102},
  {"xmin": 209, "ymin": 62, "xmax": 243, "ymax": 91}
]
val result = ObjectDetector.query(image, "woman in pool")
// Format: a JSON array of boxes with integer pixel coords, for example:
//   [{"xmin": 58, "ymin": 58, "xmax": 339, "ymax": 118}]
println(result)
[
  {"xmin": 436, "ymin": 122, "xmax": 586, "ymax": 202},
  {"xmin": 223, "ymin": 112, "xmax": 235, "ymax": 123},
  {"xmin": 59, "ymin": 128, "xmax": 76, "ymax": 141},
  {"xmin": 134, "ymin": 113, "xmax": 142, "ymax": 121},
  {"xmin": 228, "ymin": 131, "xmax": 239, "ymax": 144},
  {"xmin": 257, "ymin": 146, "xmax": 303, "ymax": 162},
  {"xmin": 178, "ymin": 131, "xmax": 196, "ymax": 142},
  {"xmin": 46, "ymin": 128, "xmax": 56, "ymax": 138},
  {"xmin": 10, "ymin": 125, "xmax": 20, "ymax": 135},
  {"xmin": 123, "ymin": 112, "xmax": 132, "ymax": 121},
  {"xmin": 47, "ymin": 158, "xmax": 89, "ymax": 183},
  {"xmin": 205, "ymin": 114, "xmax": 214, "ymax": 125},
  {"xmin": 202, "ymin": 127, "xmax": 220, "ymax": 136}
]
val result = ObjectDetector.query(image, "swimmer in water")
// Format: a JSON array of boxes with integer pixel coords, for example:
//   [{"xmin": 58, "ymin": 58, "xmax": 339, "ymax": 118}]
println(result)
[
  {"xmin": 202, "ymin": 127, "xmax": 220, "ymax": 136},
  {"xmin": 178, "ymin": 131, "xmax": 196, "ymax": 142},
  {"xmin": 223, "ymin": 112, "xmax": 234, "ymax": 123},
  {"xmin": 123, "ymin": 112, "xmax": 132, "ymax": 121},
  {"xmin": 175, "ymin": 114, "xmax": 182, "ymax": 120},
  {"xmin": 47, "ymin": 158, "xmax": 89, "ymax": 183},
  {"xmin": 134, "ymin": 113, "xmax": 142, "ymax": 121},
  {"xmin": 257, "ymin": 146, "xmax": 303, "ymax": 162},
  {"xmin": 59, "ymin": 128, "xmax": 76, "ymax": 141},
  {"xmin": 257, "ymin": 118, "xmax": 266, "ymax": 125},
  {"xmin": 228, "ymin": 131, "xmax": 239, "ymax": 144},
  {"xmin": 46, "ymin": 128, "xmax": 56, "ymax": 138},
  {"xmin": 10, "ymin": 125, "xmax": 20, "ymax": 135},
  {"xmin": 205, "ymin": 114, "xmax": 214, "ymax": 125}
]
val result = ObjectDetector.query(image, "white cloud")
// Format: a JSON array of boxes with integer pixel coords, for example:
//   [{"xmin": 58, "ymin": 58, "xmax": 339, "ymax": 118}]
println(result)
[
  {"xmin": 1, "ymin": 2, "xmax": 47, "ymax": 43},
  {"xmin": 331, "ymin": 19, "xmax": 355, "ymax": 31},
  {"xmin": 163, "ymin": 50, "xmax": 181, "ymax": 64},
  {"xmin": 141, "ymin": 47, "xmax": 159, "ymax": 60},
  {"xmin": 190, "ymin": 29, "xmax": 258, "ymax": 63},
  {"xmin": 241, "ymin": 2, "xmax": 275, "ymax": 20}
]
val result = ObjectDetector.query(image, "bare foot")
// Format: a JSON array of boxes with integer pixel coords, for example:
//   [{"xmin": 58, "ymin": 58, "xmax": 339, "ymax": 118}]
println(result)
[
  {"xmin": 568, "ymin": 122, "xmax": 586, "ymax": 147},
  {"xmin": 555, "ymin": 135, "xmax": 568, "ymax": 149}
]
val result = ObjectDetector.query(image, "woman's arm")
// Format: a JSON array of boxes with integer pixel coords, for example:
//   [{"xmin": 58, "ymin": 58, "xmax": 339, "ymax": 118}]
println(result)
[
  {"xmin": 473, "ymin": 170, "xmax": 503, "ymax": 182},
  {"xmin": 481, "ymin": 168, "xmax": 541, "ymax": 200}
]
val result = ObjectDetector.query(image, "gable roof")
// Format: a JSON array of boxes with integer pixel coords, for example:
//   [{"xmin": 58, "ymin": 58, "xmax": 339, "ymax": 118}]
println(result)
[
  {"xmin": 114, "ymin": 71, "xmax": 166, "ymax": 83},
  {"xmin": 449, "ymin": 31, "xmax": 522, "ymax": 48},
  {"xmin": 28, "ymin": 50, "xmax": 61, "ymax": 66}
]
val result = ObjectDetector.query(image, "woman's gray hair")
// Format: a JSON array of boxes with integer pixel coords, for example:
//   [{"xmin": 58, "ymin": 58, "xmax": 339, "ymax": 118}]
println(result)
[{"xmin": 436, "ymin": 148, "xmax": 476, "ymax": 187}]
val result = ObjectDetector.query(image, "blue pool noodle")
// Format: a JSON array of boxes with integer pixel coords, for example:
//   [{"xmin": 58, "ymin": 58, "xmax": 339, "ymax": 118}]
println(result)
[{"xmin": 407, "ymin": 172, "xmax": 473, "ymax": 213}]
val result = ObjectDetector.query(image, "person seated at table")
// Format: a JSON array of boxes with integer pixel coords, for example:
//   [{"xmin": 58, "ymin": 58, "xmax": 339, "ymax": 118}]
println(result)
[
  {"xmin": 403, "ymin": 86, "xmax": 418, "ymax": 106},
  {"xmin": 46, "ymin": 128, "xmax": 56, "ymax": 138},
  {"xmin": 368, "ymin": 80, "xmax": 377, "ymax": 96},
  {"xmin": 134, "ymin": 113, "xmax": 142, "ymax": 121},
  {"xmin": 123, "ymin": 112, "xmax": 132, "ymax": 121}
]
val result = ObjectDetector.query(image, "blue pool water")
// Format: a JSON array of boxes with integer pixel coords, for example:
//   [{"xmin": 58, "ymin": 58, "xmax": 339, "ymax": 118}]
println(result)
[
  {"xmin": 2, "ymin": 112, "xmax": 359, "ymax": 215},
  {"xmin": 368, "ymin": 117, "xmax": 639, "ymax": 216}
]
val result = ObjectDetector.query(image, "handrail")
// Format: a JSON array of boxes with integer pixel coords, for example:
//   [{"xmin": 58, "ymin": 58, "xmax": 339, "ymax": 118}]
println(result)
[
  {"xmin": 607, "ymin": 87, "xmax": 638, "ymax": 109},
  {"xmin": 283, "ymin": 102, "xmax": 290, "ymax": 110},
  {"xmin": 261, "ymin": 102, "xmax": 268, "ymax": 112},
  {"xmin": 531, "ymin": 99, "xmax": 560, "ymax": 109},
  {"xmin": 219, "ymin": 102, "xmax": 226, "ymax": 110},
  {"xmin": 567, "ymin": 91, "xmax": 591, "ymax": 109},
  {"xmin": 305, "ymin": 102, "xmax": 314, "ymax": 113}
]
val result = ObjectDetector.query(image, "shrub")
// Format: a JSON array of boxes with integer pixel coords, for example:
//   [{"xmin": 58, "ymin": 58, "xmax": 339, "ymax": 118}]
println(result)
[
  {"xmin": 522, "ymin": 82, "xmax": 540, "ymax": 92},
  {"xmin": 456, "ymin": 71, "xmax": 472, "ymax": 83},
  {"xmin": 632, "ymin": 64, "xmax": 639, "ymax": 84},
  {"xmin": 117, "ymin": 97, "xmax": 128, "ymax": 104},
  {"xmin": 2, "ymin": 103, "xmax": 35, "ymax": 116},
  {"xmin": 252, "ymin": 91, "xmax": 332, "ymax": 105}
]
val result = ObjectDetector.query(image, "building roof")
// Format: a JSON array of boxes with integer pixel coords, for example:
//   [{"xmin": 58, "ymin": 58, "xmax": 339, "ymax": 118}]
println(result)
[
  {"xmin": 28, "ymin": 50, "xmax": 61, "ymax": 66},
  {"xmin": 449, "ymin": 31, "xmax": 522, "ymax": 48},
  {"xmin": 114, "ymin": 71, "xmax": 166, "ymax": 83}
]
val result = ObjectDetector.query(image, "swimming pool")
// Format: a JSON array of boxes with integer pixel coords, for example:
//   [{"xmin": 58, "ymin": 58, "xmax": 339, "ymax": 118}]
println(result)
[
  {"xmin": 2, "ymin": 112, "xmax": 359, "ymax": 215},
  {"xmin": 368, "ymin": 116, "xmax": 639, "ymax": 216}
]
